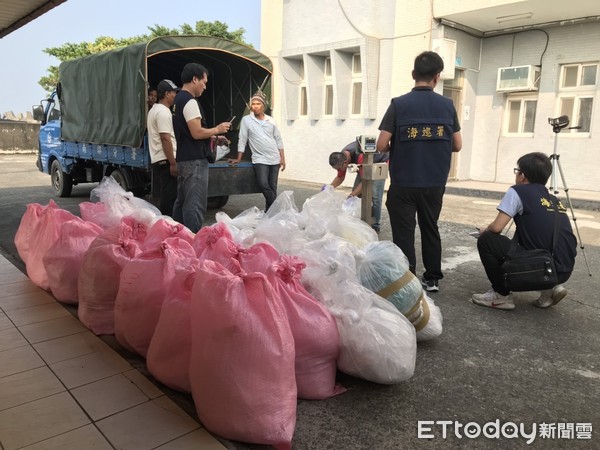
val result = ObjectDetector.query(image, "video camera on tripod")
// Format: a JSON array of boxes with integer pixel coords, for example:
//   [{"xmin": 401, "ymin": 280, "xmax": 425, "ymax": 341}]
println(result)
[
  {"xmin": 547, "ymin": 115, "xmax": 592, "ymax": 276},
  {"xmin": 548, "ymin": 115, "xmax": 569, "ymax": 132}
]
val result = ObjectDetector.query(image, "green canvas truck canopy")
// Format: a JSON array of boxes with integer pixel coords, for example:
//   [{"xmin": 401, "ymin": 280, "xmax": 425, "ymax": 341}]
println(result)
[{"xmin": 58, "ymin": 35, "xmax": 273, "ymax": 148}]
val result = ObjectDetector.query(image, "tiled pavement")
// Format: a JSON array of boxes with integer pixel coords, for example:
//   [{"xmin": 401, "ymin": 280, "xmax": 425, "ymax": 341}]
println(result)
[{"xmin": 0, "ymin": 254, "xmax": 226, "ymax": 450}]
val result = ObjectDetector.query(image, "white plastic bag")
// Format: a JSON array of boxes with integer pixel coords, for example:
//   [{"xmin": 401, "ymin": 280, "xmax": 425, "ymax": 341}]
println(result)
[
  {"xmin": 325, "ymin": 280, "xmax": 417, "ymax": 384},
  {"xmin": 342, "ymin": 195, "xmax": 361, "ymax": 218},
  {"xmin": 215, "ymin": 145, "xmax": 230, "ymax": 161},
  {"xmin": 357, "ymin": 241, "xmax": 443, "ymax": 341},
  {"xmin": 415, "ymin": 293, "xmax": 443, "ymax": 342},
  {"xmin": 357, "ymin": 241, "xmax": 423, "ymax": 315},
  {"xmin": 89, "ymin": 176, "xmax": 160, "ymax": 228}
]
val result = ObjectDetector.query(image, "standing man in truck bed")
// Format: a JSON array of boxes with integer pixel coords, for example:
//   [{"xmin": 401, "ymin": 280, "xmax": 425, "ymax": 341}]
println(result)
[
  {"xmin": 172, "ymin": 63, "xmax": 231, "ymax": 232},
  {"xmin": 147, "ymin": 79, "xmax": 179, "ymax": 216}
]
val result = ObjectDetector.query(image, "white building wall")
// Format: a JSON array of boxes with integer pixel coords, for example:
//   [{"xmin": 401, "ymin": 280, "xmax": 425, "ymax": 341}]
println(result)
[
  {"xmin": 263, "ymin": 0, "xmax": 443, "ymax": 189},
  {"xmin": 469, "ymin": 22, "xmax": 600, "ymax": 190},
  {"xmin": 261, "ymin": 1, "xmax": 600, "ymax": 192}
]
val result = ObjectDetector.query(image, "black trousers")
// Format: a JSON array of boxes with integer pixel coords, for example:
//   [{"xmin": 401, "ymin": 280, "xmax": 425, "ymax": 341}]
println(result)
[
  {"xmin": 152, "ymin": 161, "xmax": 178, "ymax": 217},
  {"xmin": 477, "ymin": 230, "xmax": 572, "ymax": 296},
  {"xmin": 386, "ymin": 185, "xmax": 444, "ymax": 280}
]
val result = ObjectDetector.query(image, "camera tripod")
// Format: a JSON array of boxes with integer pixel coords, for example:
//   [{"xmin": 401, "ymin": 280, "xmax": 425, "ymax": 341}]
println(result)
[{"xmin": 548, "ymin": 115, "xmax": 592, "ymax": 276}]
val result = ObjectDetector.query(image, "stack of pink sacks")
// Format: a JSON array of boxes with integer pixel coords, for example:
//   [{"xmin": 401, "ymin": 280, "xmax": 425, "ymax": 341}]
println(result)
[
  {"xmin": 16, "ymin": 196, "xmax": 415, "ymax": 448},
  {"xmin": 143, "ymin": 223, "xmax": 344, "ymax": 447}
]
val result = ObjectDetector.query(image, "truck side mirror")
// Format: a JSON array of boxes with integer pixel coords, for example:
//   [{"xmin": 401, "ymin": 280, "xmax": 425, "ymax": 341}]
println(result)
[{"xmin": 32, "ymin": 105, "xmax": 44, "ymax": 123}]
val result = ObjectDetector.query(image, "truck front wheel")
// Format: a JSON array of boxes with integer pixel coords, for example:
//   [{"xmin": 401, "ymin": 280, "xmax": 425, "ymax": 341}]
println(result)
[
  {"xmin": 207, "ymin": 195, "xmax": 229, "ymax": 209},
  {"xmin": 51, "ymin": 160, "xmax": 73, "ymax": 197}
]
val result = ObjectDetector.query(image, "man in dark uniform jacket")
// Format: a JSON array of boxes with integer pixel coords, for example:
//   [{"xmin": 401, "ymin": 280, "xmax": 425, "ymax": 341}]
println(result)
[
  {"xmin": 471, "ymin": 152, "xmax": 577, "ymax": 310},
  {"xmin": 172, "ymin": 63, "xmax": 231, "ymax": 232},
  {"xmin": 376, "ymin": 51, "xmax": 462, "ymax": 292}
]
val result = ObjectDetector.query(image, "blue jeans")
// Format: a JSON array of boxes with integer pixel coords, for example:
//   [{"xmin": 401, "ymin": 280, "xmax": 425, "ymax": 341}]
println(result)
[
  {"xmin": 371, "ymin": 179, "xmax": 385, "ymax": 231},
  {"xmin": 172, "ymin": 159, "xmax": 209, "ymax": 233},
  {"xmin": 353, "ymin": 176, "xmax": 385, "ymax": 231},
  {"xmin": 253, "ymin": 163, "xmax": 279, "ymax": 211}
]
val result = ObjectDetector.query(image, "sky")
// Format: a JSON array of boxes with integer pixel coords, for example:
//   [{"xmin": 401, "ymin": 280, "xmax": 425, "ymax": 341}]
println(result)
[{"xmin": 0, "ymin": 0, "xmax": 261, "ymax": 115}]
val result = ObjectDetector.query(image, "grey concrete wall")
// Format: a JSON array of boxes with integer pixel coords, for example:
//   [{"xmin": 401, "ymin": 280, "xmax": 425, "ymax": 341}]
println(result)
[{"xmin": 0, "ymin": 121, "xmax": 39, "ymax": 151}]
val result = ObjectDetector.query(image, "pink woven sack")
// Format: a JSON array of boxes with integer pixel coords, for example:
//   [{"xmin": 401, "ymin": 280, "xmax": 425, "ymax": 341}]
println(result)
[
  {"xmin": 15, "ymin": 202, "xmax": 46, "ymax": 264},
  {"xmin": 146, "ymin": 262, "xmax": 201, "ymax": 393},
  {"xmin": 26, "ymin": 202, "xmax": 79, "ymax": 290},
  {"xmin": 141, "ymin": 218, "xmax": 194, "ymax": 251},
  {"xmin": 77, "ymin": 217, "xmax": 147, "ymax": 335},
  {"xmin": 43, "ymin": 219, "xmax": 103, "ymax": 304},
  {"xmin": 236, "ymin": 242, "xmax": 280, "ymax": 273},
  {"xmin": 268, "ymin": 255, "xmax": 344, "ymax": 400},
  {"xmin": 114, "ymin": 237, "xmax": 197, "ymax": 357},
  {"xmin": 191, "ymin": 222, "xmax": 234, "ymax": 257},
  {"xmin": 189, "ymin": 260, "xmax": 296, "ymax": 448}
]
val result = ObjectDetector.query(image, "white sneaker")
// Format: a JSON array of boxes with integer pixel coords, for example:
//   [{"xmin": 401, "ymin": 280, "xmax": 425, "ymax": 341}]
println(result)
[
  {"xmin": 533, "ymin": 285, "xmax": 568, "ymax": 309},
  {"xmin": 471, "ymin": 289, "xmax": 515, "ymax": 310}
]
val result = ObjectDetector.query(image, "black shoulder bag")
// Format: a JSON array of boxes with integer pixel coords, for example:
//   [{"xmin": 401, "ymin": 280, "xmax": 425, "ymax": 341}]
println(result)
[{"xmin": 501, "ymin": 204, "xmax": 559, "ymax": 292}]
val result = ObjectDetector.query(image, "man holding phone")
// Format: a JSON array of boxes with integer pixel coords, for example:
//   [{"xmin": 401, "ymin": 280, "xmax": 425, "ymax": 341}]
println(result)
[
  {"xmin": 172, "ymin": 62, "xmax": 232, "ymax": 232},
  {"xmin": 229, "ymin": 90, "xmax": 286, "ymax": 211}
]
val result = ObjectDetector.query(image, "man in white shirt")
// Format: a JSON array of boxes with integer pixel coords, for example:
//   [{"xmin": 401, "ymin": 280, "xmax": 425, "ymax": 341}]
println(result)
[
  {"xmin": 147, "ymin": 79, "xmax": 179, "ymax": 216},
  {"xmin": 230, "ymin": 90, "xmax": 285, "ymax": 211}
]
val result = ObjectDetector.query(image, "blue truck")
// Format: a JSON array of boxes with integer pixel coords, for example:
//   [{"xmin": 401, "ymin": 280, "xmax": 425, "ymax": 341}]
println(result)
[{"xmin": 33, "ymin": 35, "xmax": 272, "ymax": 209}]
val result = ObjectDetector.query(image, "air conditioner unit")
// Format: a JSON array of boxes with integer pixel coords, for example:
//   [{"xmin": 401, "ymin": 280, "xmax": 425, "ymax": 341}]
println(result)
[{"xmin": 496, "ymin": 65, "xmax": 540, "ymax": 92}]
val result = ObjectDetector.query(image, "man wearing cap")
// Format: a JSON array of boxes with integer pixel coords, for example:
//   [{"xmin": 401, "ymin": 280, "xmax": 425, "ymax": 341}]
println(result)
[
  {"xmin": 229, "ymin": 90, "xmax": 285, "ymax": 211},
  {"xmin": 172, "ymin": 62, "xmax": 231, "ymax": 232},
  {"xmin": 147, "ymin": 79, "xmax": 179, "ymax": 216}
]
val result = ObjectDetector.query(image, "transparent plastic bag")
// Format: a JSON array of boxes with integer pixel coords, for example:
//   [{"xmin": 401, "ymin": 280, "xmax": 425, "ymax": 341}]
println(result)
[
  {"xmin": 265, "ymin": 191, "xmax": 299, "ymax": 219},
  {"xmin": 357, "ymin": 241, "xmax": 423, "ymax": 315},
  {"xmin": 325, "ymin": 280, "xmax": 417, "ymax": 384},
  {"xmin": 357, "ymin": 241, "xmax": 442, "ymax": 340},
  {"xmin": 414, "ymin": 293, "xmax": 443, "ymax": 342},
  {"xmin": 89, "ymin": 176, "xmax": 161, "ymax": 228},
  {"xmin": 342, "ymin": 195, "xmax": 361, "ymax": 218}
]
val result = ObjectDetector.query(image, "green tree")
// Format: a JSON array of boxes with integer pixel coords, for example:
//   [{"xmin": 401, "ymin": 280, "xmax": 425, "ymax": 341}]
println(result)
[{"xmin": 39, "ymin": 21, "xmax": 249, "ymax": 92}]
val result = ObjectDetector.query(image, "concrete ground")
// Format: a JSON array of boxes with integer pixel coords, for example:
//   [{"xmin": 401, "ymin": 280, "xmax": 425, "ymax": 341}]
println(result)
[{"xmin": 0, "ymin": 154, "xmax": 598, "ymax": 449}]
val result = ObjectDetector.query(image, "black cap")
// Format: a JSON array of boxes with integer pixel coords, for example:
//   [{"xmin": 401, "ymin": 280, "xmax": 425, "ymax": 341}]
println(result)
[{"xmin": 157, "ymin": 79, "xmax": 180, "ymax": 96}]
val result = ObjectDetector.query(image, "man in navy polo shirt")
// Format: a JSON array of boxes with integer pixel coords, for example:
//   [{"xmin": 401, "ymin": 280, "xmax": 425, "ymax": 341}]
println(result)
[
  {"xmin": 376, "ymin": 51, "xmax": 462, "ymax": 292},
  {"xmin": 172, "ymin": 63, "xmax": 231, "ymax": 232}
]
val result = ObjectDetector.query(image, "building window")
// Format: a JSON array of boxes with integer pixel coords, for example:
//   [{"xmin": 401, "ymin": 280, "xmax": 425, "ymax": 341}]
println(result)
[
  {"xmin": 351, "ymin": 53, "xmax": 362, "ymax": 115},
  {"xmin": 558, "ymin": 63, "xmax": 597, "ymax": 133},
  {"xmin": 352, "ymin": 53, "xmax": 361, "ymax": 75},
  {"xmin": 505, "ymin": 96, "xmax": 537, "ymax": 134},
  {"xmin": 324, "ymin": 84, "xmax": 334, "ymax": 115},
  {"xmin": 351, "ymin": 82, "xmax": 362, "ymax": 115},
  {"xmin": 324, "ymin": 57, "xmax": 333, "ymax": 116},
  {"xmin": 298, "ymin": 61, "xmax": 307, "ymax": 116},
  {"xmin": 324, "ymin": 57, "xmax": 332, "ymax": 78},
  {"xmin": 300, "ymin": 86, "xmax": 308, "ymax": 116}
]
